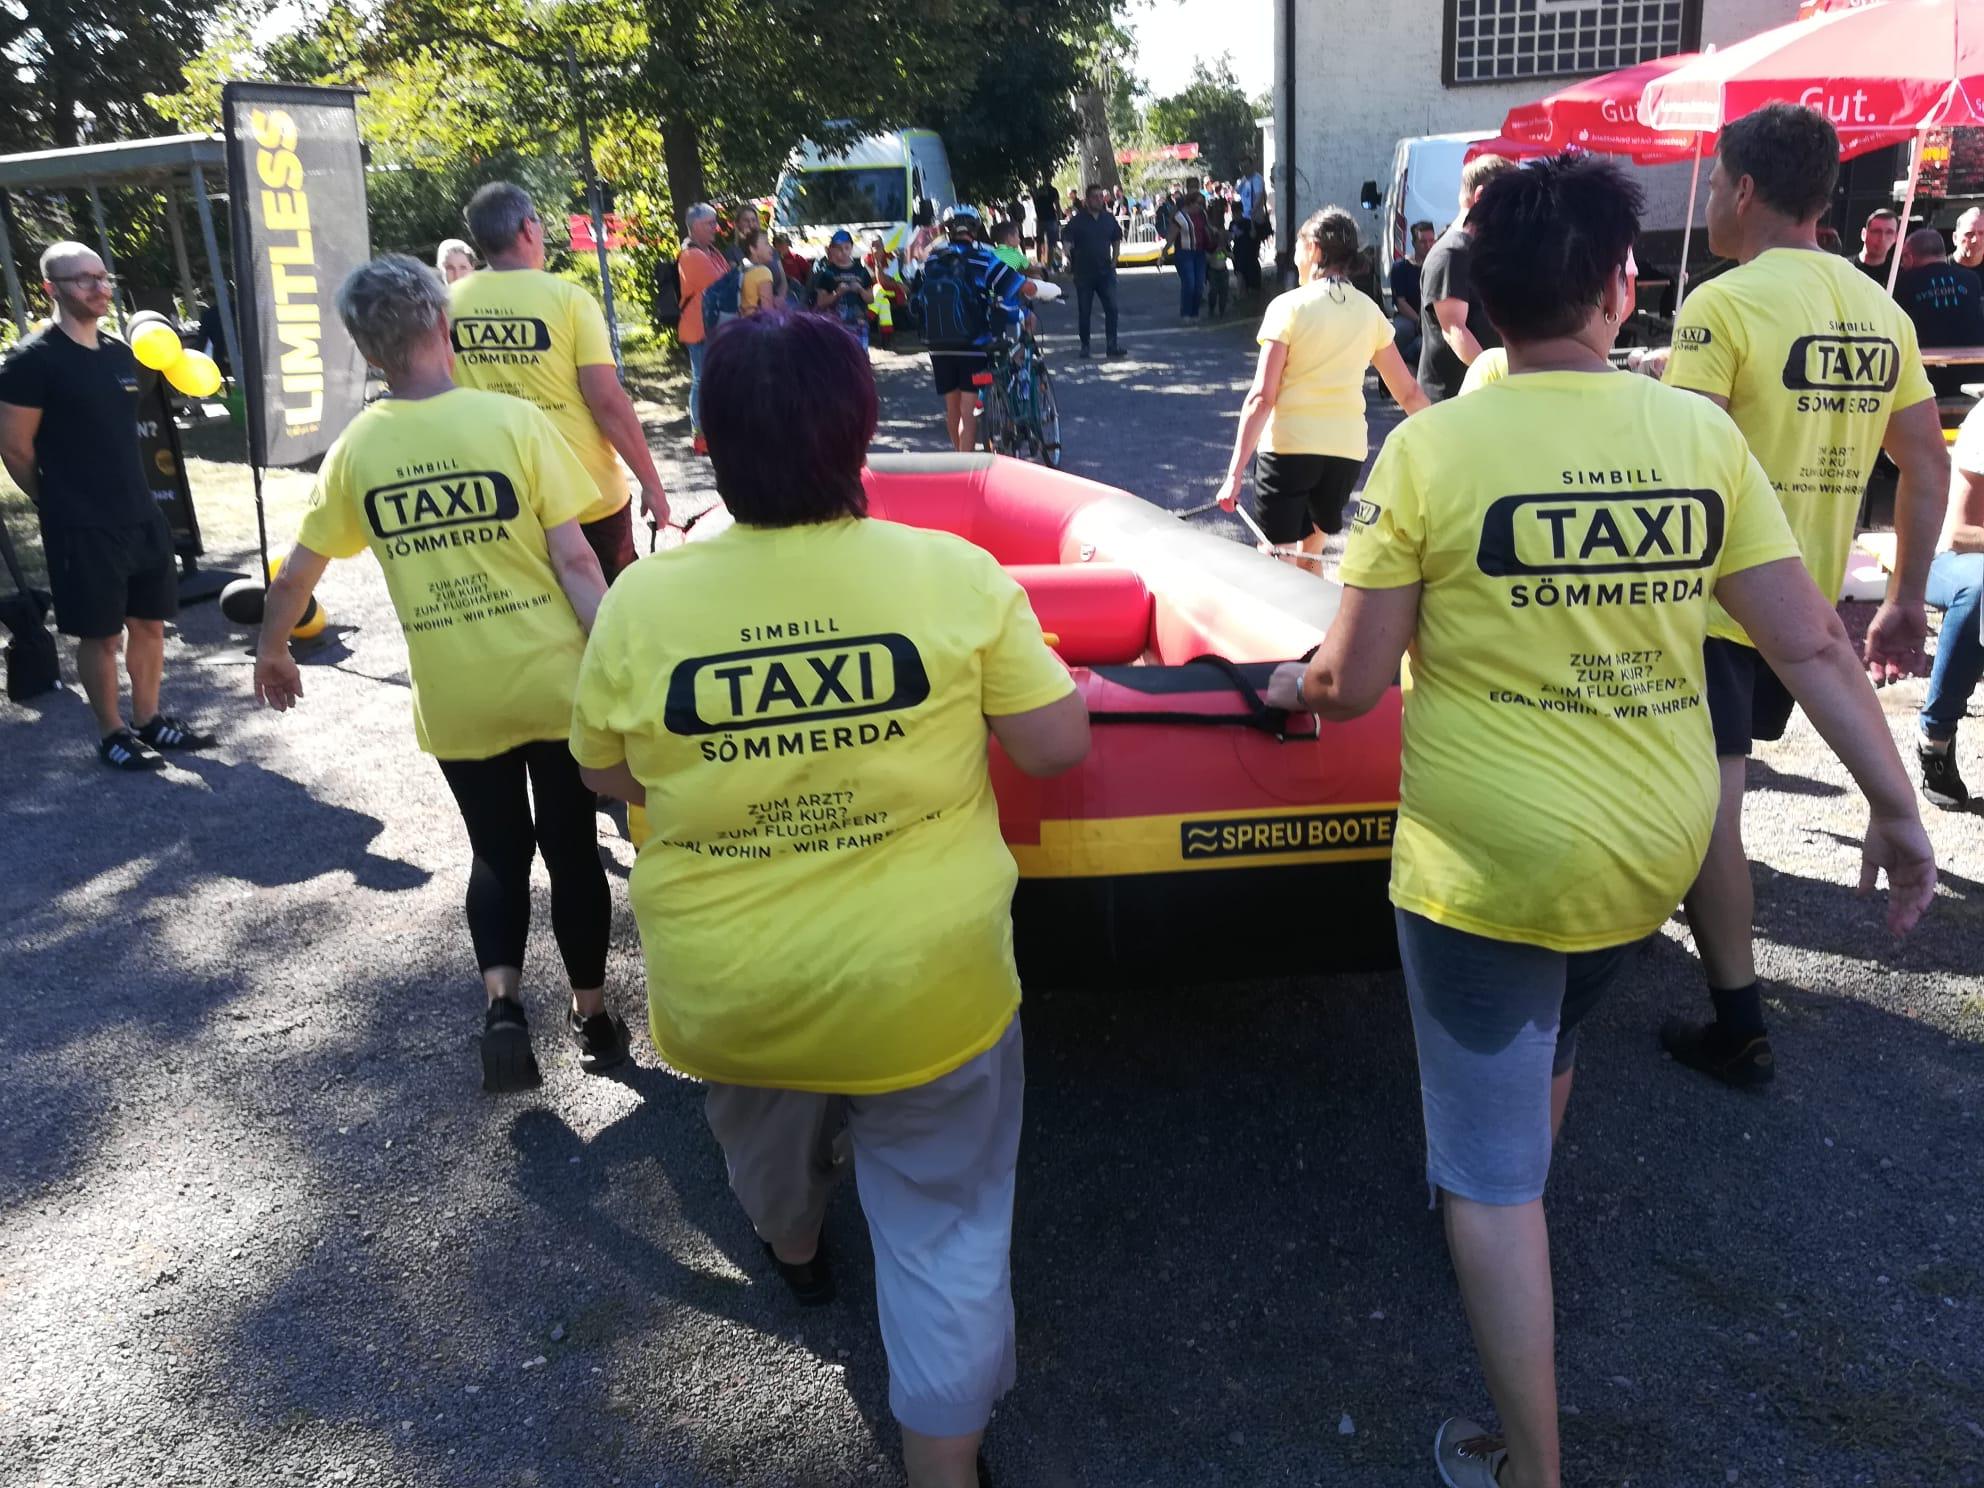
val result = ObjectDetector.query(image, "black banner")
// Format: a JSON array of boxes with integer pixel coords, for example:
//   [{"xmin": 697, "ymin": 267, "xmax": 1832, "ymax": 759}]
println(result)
[
  {"xmin": 223, "ymin": 81, "xmax": 370, "ymax": 469},
  {"xmin": 135, "ymin": 370, "xmax": 201, "ymax": 557}
]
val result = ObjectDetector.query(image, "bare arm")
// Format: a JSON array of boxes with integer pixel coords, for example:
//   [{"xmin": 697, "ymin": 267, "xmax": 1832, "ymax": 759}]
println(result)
[
  {"xmin": 580, "ymin": 761, "xmax": 645, "ymax": 806},
  {"xmin": 545, "ymin": 519, "xmax": 608, "ymax": 632},
  {"xmin": 1864, "ymin": 397, "xmax": 1953, "ymax": 682},
  {"xmin": 1716, "ymin": 556, "xmax": 1935, "ymax": 932},
  {"xmin": 1373, "ymin": 342, "xmax": 1430, "ymax": 413},
  {"xmin": 0, "ymin": 401, "xmax": 40, "ymax": 499},
  {"xmin": 1219, "ymin": 341, "xmax": 1288, "ymax": 506},
  {"xmin": 987, "ymin": 690, "xmax": 1090, "ymax": 776},
  {"xmin": 577, "ymin": 363, "xmax": 669, "ymax": 527},
  {"xmin": 1265, "ymin": 583, "xmax": 1421, "ymax": 721},
  {"xmin": 1433, "ymin": 298, "xmax": 1481, "ymax": 365},
  {"xmin": 253, "ymin": 543, "xmax": 333, "ymax": 711},
  {"xmin": 1950, "ymin": 463, "xmax": 1984, "ymax": 554}
]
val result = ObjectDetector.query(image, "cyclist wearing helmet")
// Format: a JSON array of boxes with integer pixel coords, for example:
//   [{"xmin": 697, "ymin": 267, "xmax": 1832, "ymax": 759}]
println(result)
[{"xmin": 922, "ymin": 205, "xmax": 1035, "ymax": 452}]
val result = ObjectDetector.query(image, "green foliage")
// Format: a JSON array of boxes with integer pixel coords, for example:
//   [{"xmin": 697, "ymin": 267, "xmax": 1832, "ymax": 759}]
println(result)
[
  {"xmin": 929, "ymin": 0, "xmax": 1090, "ymax": 200},
  {"xmin": 1145, "ymin": 54, "xmax": 1260, "ymax": 183},
  {"xmin": 0, "ymin": 0, "xmax": 207, "ymax": 151}
]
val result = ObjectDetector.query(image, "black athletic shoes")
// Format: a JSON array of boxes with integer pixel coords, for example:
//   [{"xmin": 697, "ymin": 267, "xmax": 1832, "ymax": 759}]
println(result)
[
  {"xmin": 569, "ymin": 1005, "xmax": 631, "ymax": 1073},
  {"xmin": 1919, "ymin": 740, "xmax": 1969, "ymax": 811},
  {"xmin": 1660, "ymin": 1017, "xmax": 1775, "ymax": 1089},
  {"xmin": 481, "ymin": 997, "xmax": 543, "ymax": 1093},
  {"xmin": 762, "ymin": 1237, "xmax": 836, "ymax": 1307},
  {"xmin": 98, "ymin": 727, "xmax": 164, "ymax": 771},
  {"xmin": 135, "ymin": 714, "xmax": 215, "ymax": 751}
]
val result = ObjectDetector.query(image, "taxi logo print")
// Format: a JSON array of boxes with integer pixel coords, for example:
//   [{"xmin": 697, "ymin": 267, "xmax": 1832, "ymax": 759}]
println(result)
[
  {"xmin": 450, "ymin": 317, "xmax": 553, "ymax": 352},
  {"xmin": 1779, "ymin": 334, "xmax": 1899, "ymax": 393},
  {"xmin": 1674, "ymin": 325, "xmax": 1712, "ymax": 347},
  {"xmin": 363, "ymin": 470, "xmax": 520, "ymax": 538},
  {"xmin": 664, "ymin": 634, "xmax": 931, "ymax": 734},
  {"xmin": 1475, "ymin": 490, "xmax": 1725, "ymax": 577},
  {"xmin": 1347, "ymin": 498, "xmax": 1381, "ymax": 529}
]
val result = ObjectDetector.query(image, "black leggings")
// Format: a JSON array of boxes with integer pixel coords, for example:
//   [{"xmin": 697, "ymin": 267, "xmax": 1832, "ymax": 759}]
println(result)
[{"xmin": 436, "ymin": 740, "xmax": 609, "ymax": 988}]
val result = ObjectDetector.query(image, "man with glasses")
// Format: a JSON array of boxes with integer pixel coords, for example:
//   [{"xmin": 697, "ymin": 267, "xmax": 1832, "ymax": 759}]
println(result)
[
  {"xmin": 0, "ymin": 242, "xmax": 213, "ymax": 770},
  {"xmin": 449, "ymin": 182, "xmax": 667, "ymax": 578}
]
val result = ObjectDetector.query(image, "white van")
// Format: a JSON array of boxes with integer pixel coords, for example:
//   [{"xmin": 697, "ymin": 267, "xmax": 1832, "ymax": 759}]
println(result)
[
  {"xmin": 1380, "ymin": 130, "xmax": 1495, "ymax": 298},
  {"xmin": 775, "ymin": 130, "xmax": 956, "ymax": 265}
]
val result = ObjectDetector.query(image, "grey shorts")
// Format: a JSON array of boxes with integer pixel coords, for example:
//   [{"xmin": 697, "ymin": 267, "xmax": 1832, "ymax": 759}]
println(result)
[
  {"xmin": 704, "ymin": 1018, "xmax": 1024, "ymax": 1438},
  {"xmin": 1396, "ymin": 909, "xmax": 1636, "ymax": 1206}
]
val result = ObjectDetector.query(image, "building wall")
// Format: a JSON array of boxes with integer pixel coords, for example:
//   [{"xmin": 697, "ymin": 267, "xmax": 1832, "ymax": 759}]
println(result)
[{"xmin": 1275, "ymin": 0, "xmax": 1799, "ymax": 258}]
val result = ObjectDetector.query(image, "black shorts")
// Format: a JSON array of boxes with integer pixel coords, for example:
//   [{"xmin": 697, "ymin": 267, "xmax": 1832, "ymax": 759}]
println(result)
[
  {"xmin": 43, "ymin": 510, "xmax": 178, "ymax": 638},
  {"xmin": 580, "ymin": 502, "xmax": 637, "ymax": 584},
  {"xmin": 1254, "ymin": 452, "xmax": 1364, "ymax": 544},
  {"xmin": 932, "ymin": 352, "xmax": 992, "ymax": 398},
  {"xmin": 1703, "ymin": 636, "xmax": 1797, "ymax": 757}
]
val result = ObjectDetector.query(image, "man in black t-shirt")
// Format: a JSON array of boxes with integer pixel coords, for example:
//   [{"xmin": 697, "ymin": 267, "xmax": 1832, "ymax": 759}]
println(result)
[
  {"xmin": 1032, "ymin": 181, "xmax": 1062, "ymax": 273},
  {"xmin": 1389, "ymin": 219, "xmax": 1436, "ymax": 372},
  {"xmin": 1418, "ymin": 156, "xmax": 1516, "ymax": 401},
  {"xmin": 1894, "ymin": 226, "xmax": 1984, "ymax": 396},
  {"xmin": 0, "ymin": 242, "xmax": 212, "ymax": 770}
]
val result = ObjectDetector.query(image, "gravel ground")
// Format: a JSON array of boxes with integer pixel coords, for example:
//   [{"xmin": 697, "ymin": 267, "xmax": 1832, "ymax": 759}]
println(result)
[{"xmin": 3, "ymin": 269, "xmax": 1982, "ymax": 1488}]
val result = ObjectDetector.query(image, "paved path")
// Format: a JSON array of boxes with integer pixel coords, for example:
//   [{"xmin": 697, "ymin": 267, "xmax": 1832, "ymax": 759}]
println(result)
[{"xmin": 3, "ymin": 267, "xmax": 1983, "ymax": 1488}]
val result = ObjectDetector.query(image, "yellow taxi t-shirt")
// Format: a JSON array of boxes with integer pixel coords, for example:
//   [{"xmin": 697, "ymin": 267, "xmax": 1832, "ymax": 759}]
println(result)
[
  {"xmin": 1458, "ymin": 346, "xmax": 1509, "ymax": 395},
  {"xmin": 298, "ymin": 388, "xmax": 595, "ymax": 759},
  {"xmin": 447, "ymin": 269, "xmax": 628, "ymax": 524},
  {"xmin": 1340, "ymin": 371, "xmax": 1800, "ymax": 951},
  {"xmin": 1258, "ymin": 279, "xmax": 1395, "ymax": 460},
  {"xmin": 1665, "ymin": 248, "xmax": 1934, "ymax": 646},
  {"xmin": 570, "ymin": 517, "xmax": 1076, "ymax": 1094}
]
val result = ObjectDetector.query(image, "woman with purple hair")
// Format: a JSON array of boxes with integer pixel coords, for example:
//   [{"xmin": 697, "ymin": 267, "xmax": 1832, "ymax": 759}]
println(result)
[{"xmin": 570, "ymin": 311, "xmax": 1090, "ymax": 1486}]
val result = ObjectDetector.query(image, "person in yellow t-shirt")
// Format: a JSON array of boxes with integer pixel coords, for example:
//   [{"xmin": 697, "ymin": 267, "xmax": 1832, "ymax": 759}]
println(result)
[
  {"xmin": 449, "ymin": 182, "xmax": 668, "ymax": 582},
  {"xmin": 251, "ymin": 255, "xmax": 630, "ymax": 1097},
  {"xmin": 1264, "ymin": 155, "xmax": 1934, "ymax": 1488},
  {"xmin": 1456, "ymin": 344, "xmax": 1507, "ymax": 395},
  {"xmin": 1658, "ymin": 104, "xmax": 1949, "ymax": 1088},
  {"xmin": 571, "ymin": 311, "xmax": 1087, "ymax": 1487},
  {"xmin": 737, "ymin": 229, "xmax": 776, "ymax": 317},
  {"xmin": 1218, "ymin": 207, "xmax": 1429, "ymax": 566}
]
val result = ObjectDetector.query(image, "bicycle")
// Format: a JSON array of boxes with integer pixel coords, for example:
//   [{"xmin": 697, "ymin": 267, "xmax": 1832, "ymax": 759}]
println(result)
[{"xmin": 973, "ymin": 327, "xmax": 1062, "ymax": 468}]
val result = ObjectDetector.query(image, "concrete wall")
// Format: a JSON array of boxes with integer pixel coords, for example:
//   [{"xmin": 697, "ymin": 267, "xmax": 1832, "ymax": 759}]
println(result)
[{"xmin": 1274, "ymin": 0, "xmax": 1799, "ymax": 260}]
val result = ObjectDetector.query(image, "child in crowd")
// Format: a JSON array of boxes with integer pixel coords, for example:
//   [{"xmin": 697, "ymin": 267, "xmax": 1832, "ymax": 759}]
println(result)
[{"xmin": 739, "ymin": 230, "xmax": 777, "ymax": 317}]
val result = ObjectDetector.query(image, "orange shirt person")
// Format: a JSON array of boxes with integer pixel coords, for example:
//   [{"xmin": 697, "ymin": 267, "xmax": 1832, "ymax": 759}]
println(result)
[{"xmin": 677, "ymin": 202, "xmax": 729, "ymax": 455}]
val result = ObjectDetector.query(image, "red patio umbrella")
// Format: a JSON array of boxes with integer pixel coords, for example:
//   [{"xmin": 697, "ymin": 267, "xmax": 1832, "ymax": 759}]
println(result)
[
  {"xmin": 1640, "ymin": 0, "xmax": 1983, "ymax": 141},
  {"xmin": 1640, "ymin": 0, "xmax": 1983, "ymax": 288},
  {"xmin": 1500, "ymin": 54, "xmax": 1712, "ymax": 164}
]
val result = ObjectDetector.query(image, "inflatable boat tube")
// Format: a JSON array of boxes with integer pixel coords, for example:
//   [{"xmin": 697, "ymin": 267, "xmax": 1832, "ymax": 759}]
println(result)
[{"xmin": 860, "ymin": 454, "xmax": 1403, "ymax": 982}]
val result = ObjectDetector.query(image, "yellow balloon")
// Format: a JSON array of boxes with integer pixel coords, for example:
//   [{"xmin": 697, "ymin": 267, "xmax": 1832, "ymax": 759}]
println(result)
[
  {"xmin": 132, "ymin": 322, "xmax": 184, "ymax": 371},
  {"xmin": 165, "ymin": 349, "xmax": 222, "ymax": 398},
  {"xmin": 265, "ymin": 557, "xmax": 329, "ymax": 640}
]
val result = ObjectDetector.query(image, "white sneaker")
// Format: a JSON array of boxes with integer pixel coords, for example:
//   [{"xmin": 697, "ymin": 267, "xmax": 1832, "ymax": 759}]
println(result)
[{"xmin": 1434, "ymin": 1417, "xmax": 1507, "ymax": 1486}]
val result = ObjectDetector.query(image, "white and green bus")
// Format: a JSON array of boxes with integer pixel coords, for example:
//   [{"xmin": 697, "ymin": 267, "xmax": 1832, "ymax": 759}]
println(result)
[{"xmin": 776, "ymin": 130, "xmax": 957, "ymax": 263}]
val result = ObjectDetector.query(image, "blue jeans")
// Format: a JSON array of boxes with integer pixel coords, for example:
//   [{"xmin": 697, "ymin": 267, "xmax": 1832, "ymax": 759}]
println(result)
[
  {"xmin": 1175, "ymin": 250, "xmax": 1206, "ymax": 317},
  {"xmin": 1923, "ymin": 550, "xmax": 1984, "ymax": 741},
  {"xmin": 687, "ymin": 340, "xmax": 708, "ymax": 433}
]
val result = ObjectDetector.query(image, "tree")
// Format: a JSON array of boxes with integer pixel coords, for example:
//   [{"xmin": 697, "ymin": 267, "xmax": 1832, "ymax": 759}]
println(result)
[
  {"xmin": 1145, "ymin": 54, "xmax": 1258, "ymax": 182},
  {"xmin": 151, "ymin": 4, "xmax": 580, "ymax": 262},
  {"xmin": 0, "ymin": 0, "xmax": 207, "ymax": 151}
]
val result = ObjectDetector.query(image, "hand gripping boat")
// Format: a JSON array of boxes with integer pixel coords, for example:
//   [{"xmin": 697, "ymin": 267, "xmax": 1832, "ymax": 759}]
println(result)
[{"xmin": 860, "ymin": 454, "xmax": 1403, "ymax": 982}]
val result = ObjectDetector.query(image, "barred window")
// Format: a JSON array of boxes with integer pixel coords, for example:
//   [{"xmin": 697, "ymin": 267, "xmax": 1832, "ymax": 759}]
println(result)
[{"xmin": 1444, "ymin": 0, "xmax": 1702, "ymax": 87}]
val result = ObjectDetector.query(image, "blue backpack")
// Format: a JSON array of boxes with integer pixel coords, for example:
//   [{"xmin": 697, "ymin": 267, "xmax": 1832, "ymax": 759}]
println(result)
[
  {"xmin": 920, "ymin": 247, "xmax": 988, "ymax": 351},
  {"xmin": 699, "ymin": 260, "xmax": 745, "ymax": 334}
]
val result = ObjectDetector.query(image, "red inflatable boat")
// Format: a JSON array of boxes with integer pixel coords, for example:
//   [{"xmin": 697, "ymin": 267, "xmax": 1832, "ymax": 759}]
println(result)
[{"xmin": 859, "ymin": 454, "xmax": 1403, "ymax": 981}]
